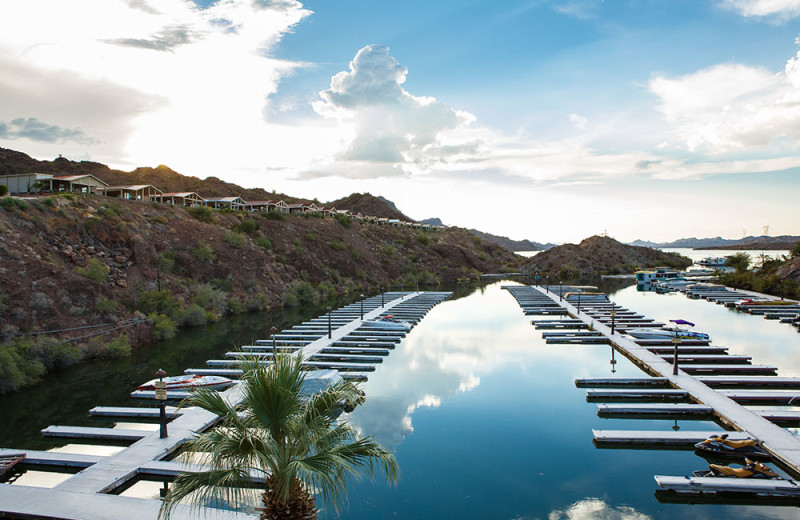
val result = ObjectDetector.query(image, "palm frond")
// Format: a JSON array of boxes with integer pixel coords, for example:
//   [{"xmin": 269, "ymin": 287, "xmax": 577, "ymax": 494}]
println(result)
[{"xmin": 158, "ymin": 468, "xmax": 261, "ymax": 520}]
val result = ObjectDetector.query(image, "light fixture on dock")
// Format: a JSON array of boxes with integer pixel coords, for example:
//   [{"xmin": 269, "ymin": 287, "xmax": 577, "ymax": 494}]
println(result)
[
  {"xmin": 155, "ymin": 368, "xmax": 168, "ymax": 439},
  {"xmin": 559, "ymin": 281, "xmax": 563, "ymax": 301},
  {"xmin": 577, "ymin": 289, "xmax": 582, "ymax": 314},
  {"xmin": 271, "ymin": 326, "xmax": 277, "ymax": 358},
  {"xmin": 381, "ymin": 287, "xmax": 385, "ymax": 307},
  {"xmin": 360, "ymin": 294, "xmax": 365, "ymax": 319},
  {"xmin": 610, "ymin": 309, "xmax": 617, "ymax": 335},
  {"xmin": 672, "ymin": 332, "xmax": 681, "ymax": 376},
  {"xmin": 327, "ymin": 306, "xmax": 332, "ymax": 338}
]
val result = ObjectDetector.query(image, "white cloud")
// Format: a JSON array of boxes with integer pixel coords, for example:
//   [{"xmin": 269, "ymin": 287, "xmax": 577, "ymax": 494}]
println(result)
[
  {"xmin": 649, "ymin": 54, "xmax": 800, "ymax": 154},
  {"xmin": 569, "ymin": 113, "xmax": 588, "ymax": 130},
  {"xmin": 312, "ymin": 45, "xmax": 476, "ymax": 174},
  {"xmin": 719, "ymin": 0, "xmax": 800, "ymax": 19},
  {"xmin": 548, "ymin": 498, "xmax": 651, "ymax": 520}
]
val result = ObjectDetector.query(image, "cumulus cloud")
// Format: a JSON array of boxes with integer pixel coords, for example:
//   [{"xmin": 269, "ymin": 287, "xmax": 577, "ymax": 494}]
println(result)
[
  {"xmin": 649, "ymin": 51, "xmax": 800, "ymax": 153},
  {"xmin": 719, "ymin": 0, "xmax": 800, "ymax": 19},
  {"xmin": 548, "ymin": 498, "xmax": 651, "ymax": 520},
  {"xmin": 312, "ymin": 45, "xmax": 476, "ymax": 175},
  {"xmin": 0, "ymin": 117, "xmax": 94, "ymax": 144}
]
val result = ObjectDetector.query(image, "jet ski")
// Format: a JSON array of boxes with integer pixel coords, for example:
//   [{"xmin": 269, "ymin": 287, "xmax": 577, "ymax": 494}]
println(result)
[
  {"xmin": 694, "ymin": 433, "xmax": 771, "ymax": 461},
  {"xmin": 692, "ymin": 458, "xmax": 780, "ymax": 479}
]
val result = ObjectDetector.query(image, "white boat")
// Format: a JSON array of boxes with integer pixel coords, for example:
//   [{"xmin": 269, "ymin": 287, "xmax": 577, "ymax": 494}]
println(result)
[
  {"xmin": 697, "ymin": 256, "xmax": 728, "ymax": 268},
  {"xmin": 362, "ymin": 315, "xmax": 411, "ymax": 331},
  {"xmin": 627, "ymin": 319, "xmax": 710, "ymax": 341},
  {"xmin": 137, "ymin": 374, "xmax": 234, "ymax": 392}
]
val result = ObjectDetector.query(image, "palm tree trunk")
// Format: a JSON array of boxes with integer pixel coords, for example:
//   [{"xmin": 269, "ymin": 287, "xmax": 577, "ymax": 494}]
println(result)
[{"xmin": 261, "ymin": 478, "xmax": 317, "ymax": 520}]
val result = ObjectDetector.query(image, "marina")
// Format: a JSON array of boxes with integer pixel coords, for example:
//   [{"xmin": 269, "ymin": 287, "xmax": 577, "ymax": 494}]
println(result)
[
  {"xmin": 2, "ymin": 279, "xmax": 800, "ymax": 519},
  {"xmin": 0, "ymin": 291, "xmax": 451, "ymax": 519},
  {"xmin": 504, "ymin": 281, "xmax": 800, "ymax": 502}
]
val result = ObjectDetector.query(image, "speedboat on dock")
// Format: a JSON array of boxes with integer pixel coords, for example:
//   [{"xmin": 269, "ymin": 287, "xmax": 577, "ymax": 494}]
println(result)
[
  {"xmin": 627, "ymin": 320, "xmax": 710, "ymax": 341},
  {"xmin": 137, "ymin": 374, "xmax": 234, "ymax": 392},
  {"xmin": 362, "ymin": 315, "xmax": 411, "ymax": 331}
]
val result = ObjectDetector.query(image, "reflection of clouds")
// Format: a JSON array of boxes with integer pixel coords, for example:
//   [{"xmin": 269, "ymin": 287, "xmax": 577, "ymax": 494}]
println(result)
[{"xmin": 548, "ymin": 498, "xmax": 651, "ymax": 520}]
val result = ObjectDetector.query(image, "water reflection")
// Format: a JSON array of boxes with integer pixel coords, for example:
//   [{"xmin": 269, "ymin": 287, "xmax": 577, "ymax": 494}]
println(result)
[{"xmin": 548, "ymin": 498, "xmax": 652, "ymax": 520}]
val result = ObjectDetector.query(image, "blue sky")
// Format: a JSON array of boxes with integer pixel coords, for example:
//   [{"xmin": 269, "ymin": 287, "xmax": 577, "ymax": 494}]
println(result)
[{"xmin": 1, "ymin": 0, "xmax": 799, "ymax": 243}]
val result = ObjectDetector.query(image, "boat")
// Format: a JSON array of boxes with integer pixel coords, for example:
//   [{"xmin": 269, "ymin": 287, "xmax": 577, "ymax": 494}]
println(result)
[
  {"xmin": 136, "ymin": 374, "xmax": 234, "ymax": 392},
  {"xmin": 627, "ymin": 319, "xmax": 710, "ymax": 341},
  {"xmin": 697, "ymin": 256, "xmax": 728, "ymax": 268},
  {"xmin": 736, "ymin": 299, "xmax": 798, "ymax": 307},
  {"xmin": 362, "ymin": 315, "xmax": 411, "ymax": 331},
  {"xmin": 694, "ymin": 433, "xmax": 771, "ymax": 461},
  {"xmin": 693, "ymin": 459, "xmax": 779, "ymax": 479}
]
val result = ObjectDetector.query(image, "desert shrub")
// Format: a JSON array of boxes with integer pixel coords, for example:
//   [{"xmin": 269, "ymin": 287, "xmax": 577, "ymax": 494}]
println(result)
[
  {"xmin": 134, "ymin": 289, "xmax": 180, "ymax": 319},
  {"xmin": 88, "ymin": 334, "xmax": 132, "ymax": 359},
  {"xmin": 335, "ymin": 213, "xmax": 352, "ymax": 228},
  {"xmin": 227, "ymin": 297, "xmax": 246, "ymax": 314},
  {"xmin": 317, "ymin": 280, "xmax": 338, "ymax": 302},
  {"xmin": 44, "ymin": 197, "xmax": 56, "ymax": 207},
  {"xmin": 192, "ymin": 284, "xmax": 228, "ymax": 315},
  {"xmin": 149, "ymin": 313, "xmax": 177, "ymax": 340},
  {"xmin": 95, "ymin": 295, "xmax": 119, "ymax": 314},
  {"xmin": 291, "ymin": 238, "xmax": 304, "ymax": 251},
  {"xmin": 76, "ymin": 258, "xmax": 110, "ymax": 283},
  {"xmin": 791, "ymin": 242, "xmax": 800, "ymax": 258},
  {"xmin": 0, "ymin": 342, "xmax": 46, "ymax": 394},
  {"xmin": 28, "ymin": 336, "xmax": 82, "ymax": 370},
  {"xmin": 193, "ymin": 240, "xmax": 216, "ymax": 263},
  {"xmin": 354, "ymin": 268, "xmax": 366, "ymax": 280},
  {"xmin": 225, "ymin": 231, "xmax": 246, "ymax": 248},
  {"xmin": 176, "ymin": 303, "xmax": 208, "ymax": 327},
  {"xmin": 382, "ymin": 244, "xmax": 396, "ymax": 258},
  {"xmin": 156, "ymin": 251, "xmax": 176, "ymax": 273},
  {"xmin": 239, "ymin": 219, "xmax": 258, "ymax": 234},
  {"xmin": 265, "ymin": 211, "xmax": 286, "ymax": 221},
  {"xmin": 255, "ymin": 237, "xmax": 272, "ymax": 250},
  {"xmin": 726, "ymin": 252, "xmax": 751, "ymax": 273},
  {"xmin": 350, "ymin": 247, "xmax": 361, "ymax": 260},
  {"xmin": 1, "ymin": 197, "xmax": 27, "ymax": 211},
  {"xmin": 281, "ymin": 280, "xmax": 317, "ymax": 307},
  {"xmin": 304, "ymin": 231, "xmax": 318, "ymax": 242},
  {"xmin": 187, "ymin": 206, "xmax": 214, "ymax": 223},
  {"xmin": 0, "ymin": 185, "xmax": 7, "ymax": 196},
  {"xmin": 210, "ymin": 277, "xmax": 234, "ymax": 292},
  {"xmin": 417, "ymin": 233, "xmax": 430, "ymax": 246},
  {"xmin": 328, "ymin": 240, "xmax": 345, "ymax": 251}
]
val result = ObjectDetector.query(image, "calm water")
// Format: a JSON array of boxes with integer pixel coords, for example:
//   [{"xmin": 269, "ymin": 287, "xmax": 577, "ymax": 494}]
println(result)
[{"xmin": 3, "ymin": 281, "xmax": 800, "ymax": 519}]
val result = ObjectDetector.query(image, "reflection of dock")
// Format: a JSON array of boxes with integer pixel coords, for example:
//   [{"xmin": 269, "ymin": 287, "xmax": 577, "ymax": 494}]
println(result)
[
  {"xmin": 503, "ymin": 283, "xmax": 800, "ymax": 500},
  {"xmin": 0, "ymin": 291, "xmax": 451, "ymax": 519}
]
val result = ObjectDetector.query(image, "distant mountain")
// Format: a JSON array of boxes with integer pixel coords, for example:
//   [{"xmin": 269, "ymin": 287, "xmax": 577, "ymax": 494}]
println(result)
[
  {"xmin": 629, "ymin": 235, "xmax": 800, "ymax": 250},
  {"xmin": 328, "ymin": 193, "xmax": 411, "ymax": 221},
  {"xmin": 468, "ymin": 229, "xmax": 555, "ymax": 252},
  {"xmin": 523, "ymin": 236, "xmax": 692, "ymax": 278},
  {"xmin": 419, "ymin": 218, "xmax": 443, "ymax": 226}
]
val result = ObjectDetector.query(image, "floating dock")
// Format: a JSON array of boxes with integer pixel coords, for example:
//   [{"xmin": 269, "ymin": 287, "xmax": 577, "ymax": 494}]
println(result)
[{"xmin": 0, "ymin": 291, "xmax": 451, "ymax": 520}]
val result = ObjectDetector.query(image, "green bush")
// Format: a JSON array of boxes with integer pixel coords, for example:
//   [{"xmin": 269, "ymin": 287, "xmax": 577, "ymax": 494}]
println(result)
[
  {"xmin": 192, "ymin": 284, "xmax": 228, "ymax": 315},
  {"xmin": 149, "ymin": 313, "xmax": 177, "ymax": 340},
  {"xmin": 255, "ymin": 237, "xmax": 272, "ymax": 250},
  {"xmin": 382, "ymin": 244, "xmax": 396, "ymax": 257},
  {"xmin": 335, "ymin": 213, "xmax": 352, "ymax": 228},
  {"xmin": 557, "ymin": 264, "xmax": 581, "ymax": 282},
  {"xmin": 134, "ymin": 290, "xmax": 180, "ymax": 318},
  {"xmin": 328, "ymin": 240, "xmax": 345, "ymax": 251},
  {"xmin": 225, "ymin": 231, "xmax": 247, "ymax": 248},
  {"xmin": 317, "ymin": 280, "xmax": 338, "ymax": 302},
  {"xmin": 0, "ymin": 342, "xmax": 46, "ymax": 394},
  {"xmin": 0, "ymin": 185, "xmax": 7, "ymax": 196},
  {"xmin": 265, "ymin": 211, "xmax": 286, "ymax": 221},
  {"xmin": 792, "ymin": 242, "xmax": 800, "ymax": 259},
  {"xmin": 76, "ymin": 258, "xmax": 110, "ymax": 283},
  {"xmin": 291, "ymin": 238, "xmax": 304, "ymax": 251},
  {"xmin": 28, "ymin": 336, "xmax": 82, "ymax": 370},
  {"xmin": 726, "ymin": 252, "xmax": 751, "ymax": 273},
  {"xmin": 1, "ymin": 197, "xmax": 27, "ymax": 211},
  {"xmin": 187, "ymin": 206, "xmax": 214, "ymax": 223},
  {"xmin": 281, "ymin": 280, "xmax": 318, "ymax": 307},
  {"xmin": 417, "ymin": 233, "xmax": 430, "ymax": 246},
  {"xmin": 176, "ymin": 303, "xmax": 208, "ymax": 327},
  {"xmin": 239, "ymin": 219, "xmax": 258, "ymax": 234},
  {"xmin": 193, "ymin": 240, "xmax": 216, "ymax": 263},
  {"xmin": 44, "ymin": 197, "xmax": 56, "ymax": 208},
  {"xmin": 88, "ymin": 334, "xmax": 132, "ymax": 359},
  {"xmin": 304, "ymin": 231, "xmax": 319, "ymax": 242},
  {"xmin": 95, "ymin": 295, "xmax": 119, "ymax": 314}
]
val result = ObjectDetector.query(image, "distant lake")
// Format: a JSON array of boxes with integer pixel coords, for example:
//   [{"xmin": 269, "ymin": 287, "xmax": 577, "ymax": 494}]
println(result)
[{"xmin": 663, "ymin": 248, "xmax": 790, "ymax": 264}]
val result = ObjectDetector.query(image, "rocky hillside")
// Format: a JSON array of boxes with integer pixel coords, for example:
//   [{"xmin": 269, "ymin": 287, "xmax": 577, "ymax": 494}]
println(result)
[
  {"xmin": 329, "ymin": 193, "xmax": 411, "ymax": 221},
  {"xmin": 522, "ymin": 236, "xmax": 692, "ymax": 279},
  {"xmin": 468, "ymin": 229, "xmax": 554, "ymax": 252}
]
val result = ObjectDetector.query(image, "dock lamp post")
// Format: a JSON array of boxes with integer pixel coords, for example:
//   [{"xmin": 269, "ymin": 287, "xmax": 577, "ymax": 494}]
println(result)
[
  {"xmin": 327, "ymin": 306, "xmax": 332, "ymax": 339},
  {"xmin": 401, "ymin": 283, "xmax": 404, "ymax": 299},
  {"xmin": 610, "ymin": 309, "xmax": 617, "ymax": 335},
  {"xmin": 155, "ymin": 368, "xmax": 168, "ymax": 439},
  {"xmin": 381, "ymin": 287, "xmax": 385, "ymax": 307},
  {"xmin": 672, "ymin": 332, "xmax": 682, "ymax": 376},
  {"xmin": 577, "ymin": 289, "xmax": 583, "ymax": 314},
  {"xmin": 559, "ymin": 282, "xmax": 563, "ymax": 301},
  {"xmin": 545, "ymin": 276, "xmax": 549, "ymax": 293},
  {"xmin": 271, "ymin": 326, "xmax": 277, "ymax": 359},
  {"xmin": 360, "ymin": 294, "xmax": 365, "ymax": 319}
]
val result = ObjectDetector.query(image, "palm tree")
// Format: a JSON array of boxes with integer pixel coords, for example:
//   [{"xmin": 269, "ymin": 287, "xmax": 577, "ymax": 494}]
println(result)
[{"xmin": 158, "ymin": 354, "xmax": 398, "ymax": 520}]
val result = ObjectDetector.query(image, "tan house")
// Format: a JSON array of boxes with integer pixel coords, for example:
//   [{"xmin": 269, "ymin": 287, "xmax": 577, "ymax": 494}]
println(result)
[
  {"xmin": 51, "ymin": 174, "xmax": 108, "ymax": 193},
  {"xmin": 100, "ymin": 185, "xmax": 163, "ymax": 201},
  {"xmin": 267, "ymin": 200, "xmax": 289, "ymax": 213},
  {"xmin": 204, "ymin": 196, "xmax": 246, "ymax": 210},
  {"xmin": 155, "ymin": 192, "xmax": 205, "ymax": 207}
]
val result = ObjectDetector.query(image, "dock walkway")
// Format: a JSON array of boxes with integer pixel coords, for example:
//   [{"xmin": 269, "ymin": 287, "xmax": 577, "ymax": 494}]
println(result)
[{"xmin": 0, "ymin": 291, "xmax": 451, "ymax": 519}]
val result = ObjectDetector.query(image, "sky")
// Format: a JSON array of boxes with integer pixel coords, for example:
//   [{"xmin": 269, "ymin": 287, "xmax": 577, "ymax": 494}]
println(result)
[{"xmin": 1, "ymin": 0, "xmax": 799, "ymax": 244}]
